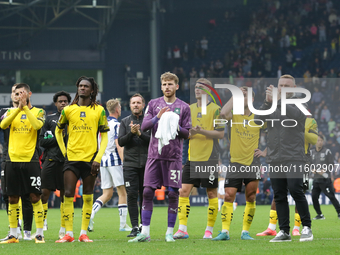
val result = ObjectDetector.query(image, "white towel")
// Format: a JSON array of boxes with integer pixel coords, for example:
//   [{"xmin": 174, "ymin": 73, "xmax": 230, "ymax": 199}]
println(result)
[{"xmin": 155, "ymin": 111, "xmax": 179, "ymax": 154}]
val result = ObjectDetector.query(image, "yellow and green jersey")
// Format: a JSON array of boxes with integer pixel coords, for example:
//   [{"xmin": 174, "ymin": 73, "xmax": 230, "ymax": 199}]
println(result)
[
  {"xmin": 57, "ymin": 104, "xmax": 109, "ymax": 162},
  {"xmin": 7, "ymin": 107, "xmax": 45, "ymax": 162},
  {"xmin": 188, "ymin": 102, "xmax": 224, "ymax": 161},
  {"xmin": 229, "ymin": 113, "xmax": 265, "ymax": 166}
]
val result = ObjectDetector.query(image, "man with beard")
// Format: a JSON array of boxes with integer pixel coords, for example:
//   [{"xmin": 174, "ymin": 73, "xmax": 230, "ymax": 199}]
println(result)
[
  {"xmin": 0, "ymin": 83, "xmax": 45, "ymax": 243},
  {"xmin": 0, "ymin": 84, "xmax": 34, "ymax": 242},
  {"xmin": 118, "ymin": 93, "xmax": 150, "ymax": 237},
  {"xmin": 129, "ymin": 72, "xmax": 191, "ymax": 242}
]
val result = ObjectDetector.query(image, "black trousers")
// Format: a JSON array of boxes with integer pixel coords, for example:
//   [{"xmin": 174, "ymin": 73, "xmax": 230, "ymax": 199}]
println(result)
[
  {"xmin": 271, "ymin": 161, "xmax": 311, "ymax": 233},
  {"xmin": 123, "ymin": 166, "xmax": 145, "ymax": 228},
  {"xmin": 21, "ymin": 193, "xmax": 33, "ymax": 231},
  {"xmin": 312, "ymin": 180, "xmax": 340, "ymax": 215}
]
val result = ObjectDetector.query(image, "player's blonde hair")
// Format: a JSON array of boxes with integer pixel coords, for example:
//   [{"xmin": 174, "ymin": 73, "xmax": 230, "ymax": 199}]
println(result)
[
  {"xmin": 280, "ymin": 74, "xmax": 296, "ymax": 85},
  {"xmin": 106, "ymin": 98, "xmax": 120, "ymax": 114},
  {"xmin": 160, "ymin": 72, "xmax": 179, "ymax": 84},
  {"xmin": 196, "ymin": 78, "xmax": 212, "ymax": 87}
]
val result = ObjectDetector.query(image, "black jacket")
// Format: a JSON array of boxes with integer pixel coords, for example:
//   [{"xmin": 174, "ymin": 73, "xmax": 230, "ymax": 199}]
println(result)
[
  {"xmin": 39, "ymin": 112, "xmax": 66, "ymax": 162},
  {"xmin": 254, "ymin": 99, "xmax": 307, "ymax": 163},
  {"xmin": 118, "ymin": 113, "xmax": 150, "ymax": 168},
  {"xmin": 311, "ymin": 146, "xmax": 333, "ymax": 182},
  {"xmin": 0, "ymin": 108, "xmax": 10, "ymax": 162}
]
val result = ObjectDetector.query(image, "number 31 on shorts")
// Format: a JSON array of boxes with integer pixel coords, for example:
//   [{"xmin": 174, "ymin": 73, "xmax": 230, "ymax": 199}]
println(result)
[{"xmin": 170, "ymin": 169, "xmax": 181, "ymax": 184}]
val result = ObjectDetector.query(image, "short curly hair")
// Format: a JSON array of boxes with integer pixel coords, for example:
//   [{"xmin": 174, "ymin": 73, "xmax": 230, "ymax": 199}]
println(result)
[{"xmin": 53, "ymin": 91, "xmax": 71, "ymax": 103}]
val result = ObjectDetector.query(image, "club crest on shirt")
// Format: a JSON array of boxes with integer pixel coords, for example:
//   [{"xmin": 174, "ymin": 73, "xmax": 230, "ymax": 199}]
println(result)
[
  {"xmin": 80, "ymin": 112, "xmax": 86, "ymax": 118},
  {"xmin": 320, "ymin": 153, "xmax": 325, "ymax": 161},
  {"xmin": 174, "ymin": 108, "xmax": 180, "ymax": 115},
  {"xmin": 21, "ymin": 114, "xmax": 27, "ymax": 119},
  {"xmin": 197, "ymin": 112, "xmax": 202, "ymax": 118}
]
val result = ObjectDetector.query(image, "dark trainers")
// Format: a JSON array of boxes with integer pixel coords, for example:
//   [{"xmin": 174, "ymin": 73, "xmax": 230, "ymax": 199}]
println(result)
[
  {"xmin": 269, "ymin": 230, "xmax": 291, "ymax": 242},
  {"xmin": 300, "ymin": 226, "xmax": 313, "ymax": 242},
  {"xmin": 313, "ymin": 214, "xmax": 325, "ymax": 220},
  {"xmin": 127, "ymin": 227, "xmax": 140, "ymax": 237}
]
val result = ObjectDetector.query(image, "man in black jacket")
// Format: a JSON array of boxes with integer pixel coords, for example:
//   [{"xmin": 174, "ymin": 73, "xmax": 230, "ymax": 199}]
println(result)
[
  {"xmin": 311, "ymin": 135, "xmax": 340, "ymax": 220},
  {"xmin": 39, "ymin": 91, "xmax": 71, "ymax": 239},
  {"xmin": 255, "ymin": 74, "xmax": 312, "ymax": 242},
  {"xmin": 118, "ymin": 93, "xmax": 150, "ymax": 237}
]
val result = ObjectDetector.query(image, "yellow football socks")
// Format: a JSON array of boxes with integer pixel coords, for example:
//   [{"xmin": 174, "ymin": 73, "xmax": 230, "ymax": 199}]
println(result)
[
  {"xmin": 207, "ymin": 198, "xmax": 218, "ymax": 228},
  {"xmin": 242, "ymin": 201, "xmax": 256, "ymax": 231},
  {"xmin": 221, "ymin": 202, "xmax": 233, "ymax": 231},
  {"xmin": 43, "ymin": 203, "xmax": 48, "ymax": 221},
  {"xmin": 64, "ymin": 196, "xmax": 74, "ymax": 232},
  {"xmin": 18, "ymin": 198, "xmax": 23, "ymax": 221},
  {"xmin": 294, "ymin": 213, "xmax": 301, "ymax": 228},
  {"xmin": 32, "ymin": 200, "xmax": 44, "ymax": 229},
  {"xmin": 8, "ymin": 203, "xmax": 20, "ymax": 229},
  {"xmin": 60, "ymin": 202, "xmax": 65, "ymax": 228},
  {"xmin": 269, "ymin": 209, "xmax": 278, "ymax": 225},
  {"xmin": 81, "ymin": 194, "xmax": 93, "ymax": 231}
]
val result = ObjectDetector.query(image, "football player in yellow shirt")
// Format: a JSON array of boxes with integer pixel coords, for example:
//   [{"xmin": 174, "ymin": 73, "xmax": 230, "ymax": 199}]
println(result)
[
  {"xmin": 55, "ymin": 76, "xmax": 109, "ymax": 243},
  {"xmin": 213, "ymin": 87, "xmax": 263, "ymax": 241},
  {"xmin": 0, "ymin": 83, "xmax": 45, "ymax": 244},
  {"xmin": 174, "ymin": 78, "xmax": 224, "ymax": 240}
]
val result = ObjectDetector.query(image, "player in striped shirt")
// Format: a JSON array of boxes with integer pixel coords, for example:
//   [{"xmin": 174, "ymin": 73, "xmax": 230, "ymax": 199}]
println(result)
[{"xmin": 88, "ymin": 98, "xmax": 131, "ymax": 232}]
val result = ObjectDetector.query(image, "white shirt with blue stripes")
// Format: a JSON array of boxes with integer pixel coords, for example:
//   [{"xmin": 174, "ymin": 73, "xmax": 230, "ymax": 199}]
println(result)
[{"xmin": 101, "ymin": 116, "xmax": 122, "ymax": 167}]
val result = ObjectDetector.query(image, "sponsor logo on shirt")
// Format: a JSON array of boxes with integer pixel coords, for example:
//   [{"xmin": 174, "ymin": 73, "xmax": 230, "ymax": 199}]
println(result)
[
  {"xmin": 72, "ymin": 124, "xmax": 92, "ymax": 131},
  {"xmin": 235, "ymin": 128, "xmax": 255, "ymax": 139},
  {"xmin": 73, "ymin": 115, "xmax": 93, "ymax": 132},
  {"xmin": 13, "ymin": 126, "xmax": 32, "ymax": 133}
]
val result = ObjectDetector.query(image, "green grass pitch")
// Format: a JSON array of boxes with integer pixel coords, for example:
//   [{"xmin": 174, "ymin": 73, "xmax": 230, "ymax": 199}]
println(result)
[{"xmin": 0, "ymin": 205, "xmax": 339, "ymax": 254}]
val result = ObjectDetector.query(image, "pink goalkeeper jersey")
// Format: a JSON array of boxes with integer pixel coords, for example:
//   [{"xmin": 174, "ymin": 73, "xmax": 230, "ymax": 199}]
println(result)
[{"xmin": 141, "ymin": 97, "xmax": 191, "ymax": 161}]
